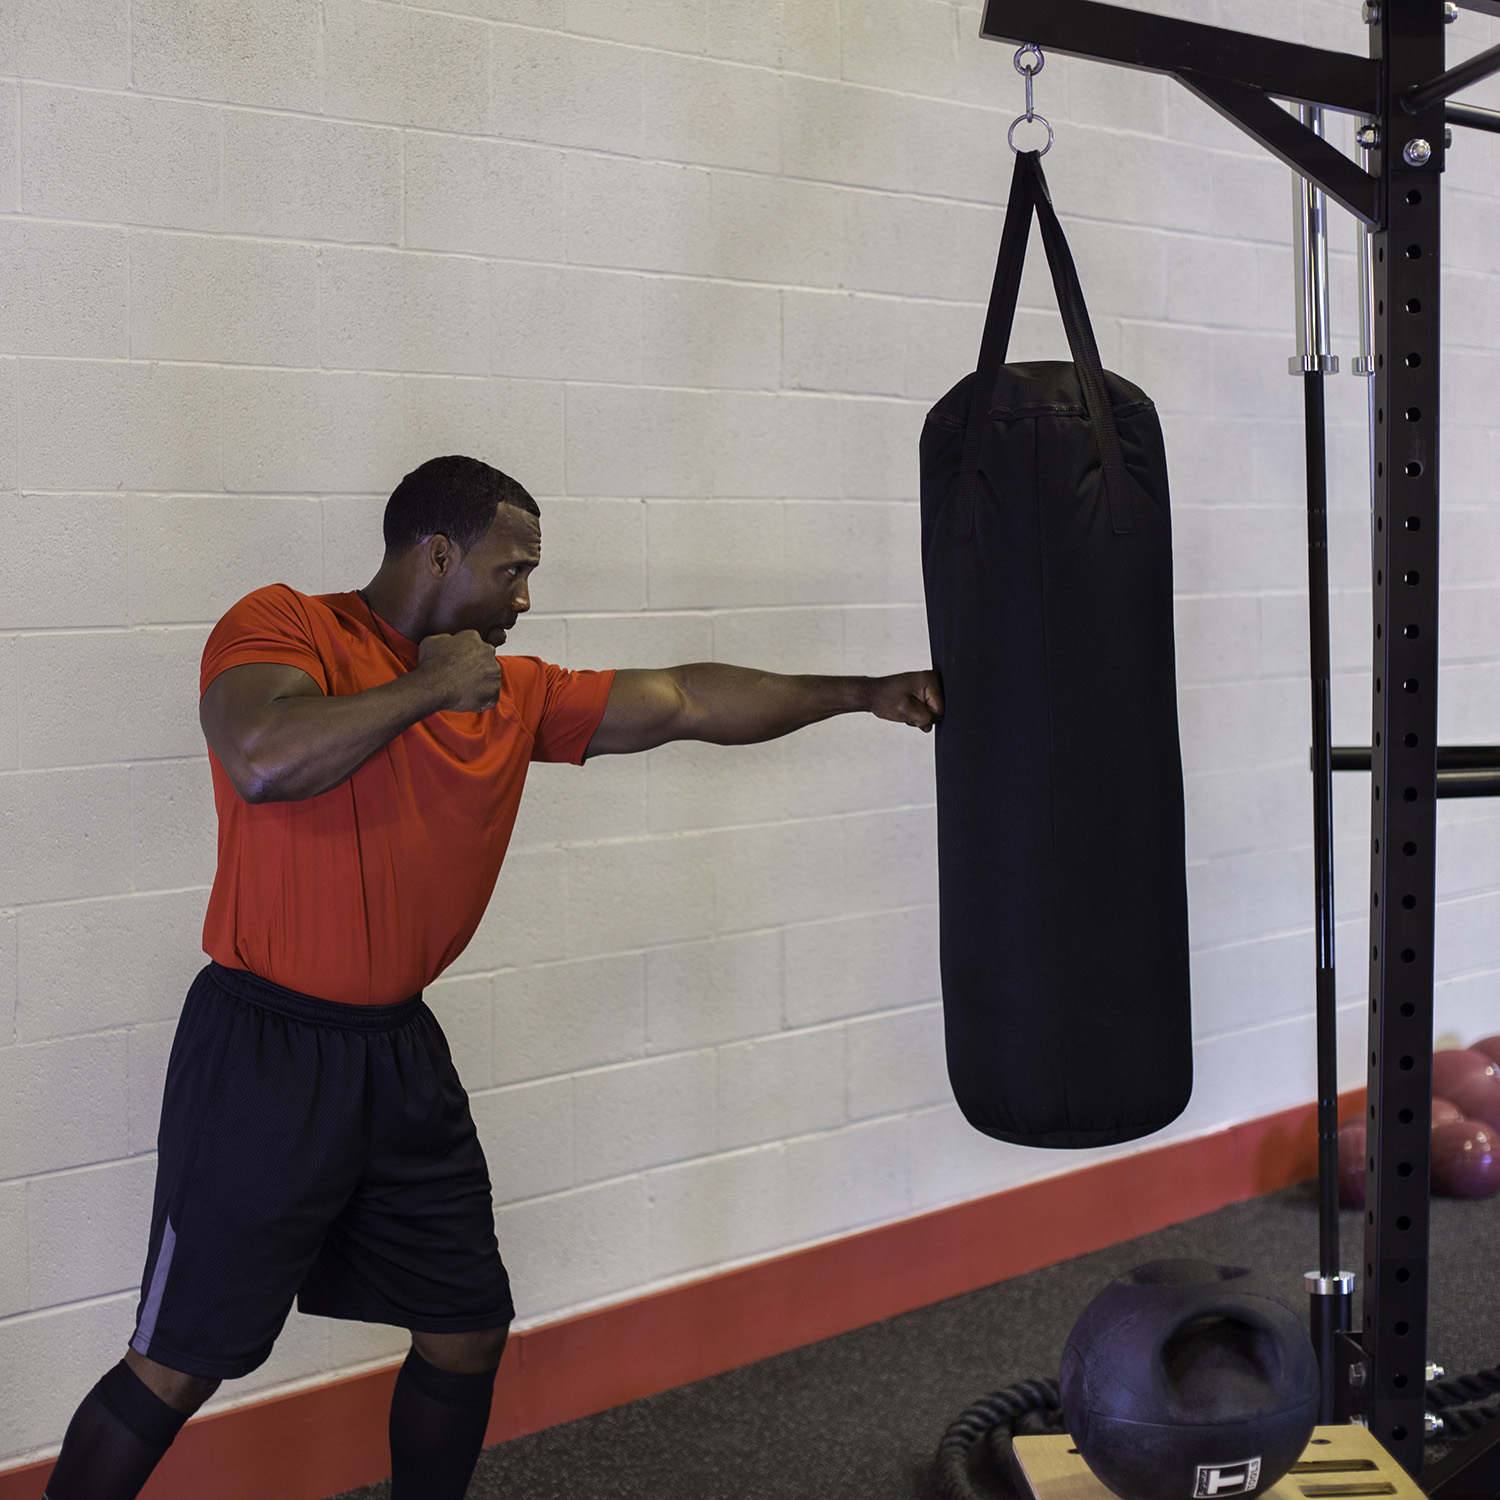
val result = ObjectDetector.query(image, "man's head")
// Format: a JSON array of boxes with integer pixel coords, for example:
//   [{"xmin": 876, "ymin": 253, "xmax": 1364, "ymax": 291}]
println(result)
[
  {"xmin": 379, "ymin": 456, "xmax": 541, "ymax": 646},
  {"xmin": 384, "ymin": 455, "xmax": 539, "ymax": 554}
]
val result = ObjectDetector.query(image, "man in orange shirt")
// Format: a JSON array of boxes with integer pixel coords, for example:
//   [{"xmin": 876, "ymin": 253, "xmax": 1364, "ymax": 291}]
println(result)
[{"xmin": 45, "ymin": 456, "xmax": 943, "ymax": 1500}]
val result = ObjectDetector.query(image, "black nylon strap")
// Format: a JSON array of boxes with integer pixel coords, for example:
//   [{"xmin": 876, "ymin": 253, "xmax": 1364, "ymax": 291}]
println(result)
[
  {"xmin": 960, "ymin": 151, "xmax": 1135, "ymax": 537},
  {"xmin": 960, "ymin": 151, "xmax": 1035, "ymax": 486},
  {"xmin": 1030, "ymin": 166, "xmax": 1134, "ymax": 534},
  {"xmin": 955, "ymin": 153, "xmax": 1035, "ymax": 539}
]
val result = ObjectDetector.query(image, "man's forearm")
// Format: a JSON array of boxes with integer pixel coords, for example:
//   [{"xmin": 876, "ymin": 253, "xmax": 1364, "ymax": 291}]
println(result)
[
  {"xmin": 224, "ymin": 672, "xmax": 448, "ymax": 803},
  {"xmin": 671, "ymin": 664, "xmax": 875, "ymax": 745},
  {"xmin": 582, "ymin": 662, "xmax": 940, "ymax": 757},
  {"xmin": 204, "ymin": 631, "xmax": 508, "ymax": 804}
]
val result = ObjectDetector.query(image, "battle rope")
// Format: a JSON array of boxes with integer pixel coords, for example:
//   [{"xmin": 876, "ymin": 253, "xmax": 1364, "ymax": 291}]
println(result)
[
  {"xmin": 1428, "ymin": 1365, "xmax": 1500, "ymax": 1410},
  {"xmin": 933, "ymin": 1379, "xmax": 1064, "ymax": 1500}
]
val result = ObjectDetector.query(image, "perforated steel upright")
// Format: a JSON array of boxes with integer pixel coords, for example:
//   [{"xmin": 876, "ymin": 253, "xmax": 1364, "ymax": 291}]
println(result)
[{"xmin": 1361, "ymin": 0, "xmax": 1445, "ymax": 1472}]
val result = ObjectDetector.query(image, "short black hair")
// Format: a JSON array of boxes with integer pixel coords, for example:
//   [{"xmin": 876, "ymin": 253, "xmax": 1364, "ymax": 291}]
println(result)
[{"xmin": 383, "ymin": 456, "xmax": 540, "ymax": 555}]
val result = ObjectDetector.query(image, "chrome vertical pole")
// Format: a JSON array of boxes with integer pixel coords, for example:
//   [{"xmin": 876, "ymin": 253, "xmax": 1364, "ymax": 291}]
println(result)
[
  {"xmin": 1355, "ymin": 117, "xmax": 1379, "ymax": 553},
  {"xmin": 1354, "ymin": 124, "xmax": 1378, "ymax": 381}
]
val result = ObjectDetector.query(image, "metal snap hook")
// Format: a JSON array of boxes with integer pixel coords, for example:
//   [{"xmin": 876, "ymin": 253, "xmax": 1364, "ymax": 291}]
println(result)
[{"xmin": 1009, "ymin": 43, "xmax": 1053, "ymax": 155}]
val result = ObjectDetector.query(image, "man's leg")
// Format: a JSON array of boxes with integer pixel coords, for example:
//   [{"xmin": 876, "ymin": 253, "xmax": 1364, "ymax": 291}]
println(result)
[
  {"xmin": 388, "ymin": 1326, "xmax": 509, "ymax": 1500},
  {"xmin": 44, "ymin": 1353, "xmax": 220, "ymax": 1500}
]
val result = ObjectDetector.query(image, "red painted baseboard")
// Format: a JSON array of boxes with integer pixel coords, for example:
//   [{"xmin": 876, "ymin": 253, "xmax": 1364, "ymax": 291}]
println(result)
[{"xmin": 0, "ymin": 1092, "xmax": 1358, "ymax": 1500}]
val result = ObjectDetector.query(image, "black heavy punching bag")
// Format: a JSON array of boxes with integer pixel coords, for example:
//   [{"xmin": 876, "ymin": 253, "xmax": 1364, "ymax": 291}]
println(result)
[{"xmin": 920, "ymin": 150, "xmax": 1192, "ymax": 1148}]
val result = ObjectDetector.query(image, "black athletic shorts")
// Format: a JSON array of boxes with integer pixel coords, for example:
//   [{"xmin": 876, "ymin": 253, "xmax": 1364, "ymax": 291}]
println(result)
[{"xmin": 130, "ymin": 962, "xmax": 514, "ymax": 1380}]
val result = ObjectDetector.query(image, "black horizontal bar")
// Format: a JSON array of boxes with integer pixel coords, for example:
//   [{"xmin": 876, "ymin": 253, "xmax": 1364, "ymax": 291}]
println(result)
[
  {"xmin": 1330, "ymin": 745, "xmax": 1500, "ymax": 772},
  {"xmin": 1405, "ymin": 39, "xmax": 1500, "ymax": 114},
  {"xmin": 1455, "ymin": 0, "xmax": 1500, "ymax": 16},
  {"xmin": 980, "ymin": 0, "xmax": 1379, "ymax": 115},
  {"xmin": 1327, "ymin": 747, "xmax": 1500, "ymax": 797},
  {"xmin": 1436, "ymin": 770, "xmax": 1500, "ymax": 799},
  {"xmin": 1447, "ymin": 101, "xmax": 1500, "ymax": 134}
]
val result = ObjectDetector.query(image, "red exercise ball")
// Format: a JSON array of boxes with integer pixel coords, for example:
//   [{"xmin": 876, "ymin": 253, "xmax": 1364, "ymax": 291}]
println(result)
[
  {"xmin": 1338, "ymin": 1119, "xmax": 1366, "ymax": 1209},
  {"xmin": 1431, "ymin": 1120, "xmax": 1500, "ymax": 1200},
  {"xmin": 1432, "ymin": 1049, "xmax": 1500, "ymax": 1132},
  {"xmin": 1472, "ymin": 1035, "xmax": 1500, "ymax": 1070},
  {"xmin": 1433, "ymin": 1096, "xmax": 1465, "ymax": 1128}
]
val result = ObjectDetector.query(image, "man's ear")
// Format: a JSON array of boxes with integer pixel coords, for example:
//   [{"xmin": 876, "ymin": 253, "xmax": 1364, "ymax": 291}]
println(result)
[{"xmin": 424, "ymin": 533, "xmax": 454, "ymax": 577}]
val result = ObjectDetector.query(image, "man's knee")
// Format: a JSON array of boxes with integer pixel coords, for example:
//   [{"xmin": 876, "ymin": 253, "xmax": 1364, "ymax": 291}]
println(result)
[
  {"xmin": 410, "ymin": 1324, "xmax": 510, "ymax": 1374},
  {"xmin": 123, "ymin": 1349, "xmax": 221, "ymax": 1416}
]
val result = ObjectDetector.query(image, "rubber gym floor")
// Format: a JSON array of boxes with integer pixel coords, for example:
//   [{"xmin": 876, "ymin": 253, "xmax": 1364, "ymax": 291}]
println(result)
[{"xmin": 332, "ymin": 1184, "xmax": 1500, "ymax": 1500}]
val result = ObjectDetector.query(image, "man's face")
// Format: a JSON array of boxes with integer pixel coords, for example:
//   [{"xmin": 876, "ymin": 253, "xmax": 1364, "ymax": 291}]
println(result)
[{"xmin": 435, "ymin": 506, "xmax": 541, "ymax": 647}]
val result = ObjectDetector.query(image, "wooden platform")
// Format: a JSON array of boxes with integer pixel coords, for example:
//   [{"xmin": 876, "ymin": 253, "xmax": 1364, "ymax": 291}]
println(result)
[{"xmin": 1013, "ymin": 1425, "xmax": 1425, "ymax": 1500}]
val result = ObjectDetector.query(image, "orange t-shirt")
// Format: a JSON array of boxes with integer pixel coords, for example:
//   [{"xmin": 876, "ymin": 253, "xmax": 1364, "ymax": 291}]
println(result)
[{"xmin": 199, "ymin": 585, "xmax": 615, "ymax": 1006}]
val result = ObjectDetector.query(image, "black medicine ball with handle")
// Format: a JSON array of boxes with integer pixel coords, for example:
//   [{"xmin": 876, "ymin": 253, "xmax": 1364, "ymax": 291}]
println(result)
[
  {"xmin": 1060, "ymin": 1261, "xmax": 1319, "ymax": 1500},
  {"xmin": 920, "ymin": 149, "xmax": 1192, "ymax": 1148}
]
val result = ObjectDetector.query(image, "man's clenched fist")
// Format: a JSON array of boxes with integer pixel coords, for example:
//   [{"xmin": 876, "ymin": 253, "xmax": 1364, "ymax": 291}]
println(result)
[
  {"xmin": 417, "ymin": 631, "xmax": 506, "ymax": 714},
  {"xmin": 868, "ymin": 670, "xmax": 944, "ymax": 731}
]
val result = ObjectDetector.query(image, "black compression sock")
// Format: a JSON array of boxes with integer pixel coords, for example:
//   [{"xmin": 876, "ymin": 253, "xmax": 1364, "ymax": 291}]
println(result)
[
  {"xmin": 389, "ymin": 1350, "xmax": 499, "ymax": 1500},
  {"xmin": 45, "ymin": 1361, "xmax": 190, "ymax": 1500}
]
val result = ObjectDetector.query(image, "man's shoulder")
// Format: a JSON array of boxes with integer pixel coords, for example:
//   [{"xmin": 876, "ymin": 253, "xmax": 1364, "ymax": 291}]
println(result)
[
  {"xmin": 214, "ymin": 584, "xmax": 356, "ymax": 636},
  {"xmin": 500, "ymin": 654, "xmax": 584, "ymax": 702},
  {"xmin": 201, "ymin": 586, "xmax": 359, "ymax": 693}
]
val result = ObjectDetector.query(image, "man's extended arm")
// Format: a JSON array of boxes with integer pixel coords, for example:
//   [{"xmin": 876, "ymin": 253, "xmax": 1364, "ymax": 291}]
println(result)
[
  {"xmin": 200, "ymin": 632, "xmax": 506, "ymax": 803},
  {"xmin": 584, "ymin": 665, "xmax": 943, "ymax": 757},
  {"xmin": 203, "ymin": 641, "xmax": 941, "ymax": 802}
]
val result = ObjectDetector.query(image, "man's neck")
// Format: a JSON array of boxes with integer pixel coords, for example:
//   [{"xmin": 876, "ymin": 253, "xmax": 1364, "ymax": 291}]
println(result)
[{"xmin": 360, "ymin": 569, "xmax": 431, "ymax": 642}]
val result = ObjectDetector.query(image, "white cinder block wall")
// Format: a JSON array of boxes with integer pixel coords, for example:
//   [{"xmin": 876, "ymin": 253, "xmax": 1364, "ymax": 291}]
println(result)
[{"xmin": 3, "ymin": 0, "xmax": 1499, "ymax": 1465}]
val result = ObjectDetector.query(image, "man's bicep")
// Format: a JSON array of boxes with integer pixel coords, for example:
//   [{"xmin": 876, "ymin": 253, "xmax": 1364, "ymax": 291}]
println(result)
[
  {"xmin": 584, "ymin": 668, "xmax": 689, "ymax": 756},
  {"xmin": 199, "ymin": 662, "xmax": 325, "ymax": 763}
]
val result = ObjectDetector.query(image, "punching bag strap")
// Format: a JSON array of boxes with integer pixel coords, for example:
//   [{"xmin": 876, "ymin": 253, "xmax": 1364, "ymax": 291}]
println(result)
[
  {"xmin": 956, "ymin": 151, "xmax": 1035, "ymax": 538},
  {"xmin": 1031, "ymin": 166, "xmax": 1135, "ymax": 536},
  {"xmin": 959, "ymin": 152, "xmax": 1134, "ymax": 538}
]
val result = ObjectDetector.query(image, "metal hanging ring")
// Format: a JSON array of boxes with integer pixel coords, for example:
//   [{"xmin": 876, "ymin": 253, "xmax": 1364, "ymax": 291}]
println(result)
[
  {"xmin": 1008, "ymin": 112, "xmax": 1054, "ymax": 155},
  {"xmin": 1013, "ymin": 43, "xmax": 1045, "ymax": 77}
]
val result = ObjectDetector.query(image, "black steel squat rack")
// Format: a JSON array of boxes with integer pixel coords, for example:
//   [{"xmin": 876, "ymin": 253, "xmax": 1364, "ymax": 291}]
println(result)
[{"xmin": 979, "ymin": 0, "xmax": 1500, "ymax": 1486}]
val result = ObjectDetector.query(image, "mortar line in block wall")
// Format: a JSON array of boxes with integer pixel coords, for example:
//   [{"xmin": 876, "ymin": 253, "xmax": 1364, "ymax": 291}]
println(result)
[
  {"xmin": 0, "ymin": 1027, "xmax": 155, "ymax": 1063},
  {"xmin": 123, "ymin": 230, "xmax": 132, "ymax": 362},
  {"xmin": 0, "ymin": 622, "xmax": 211, "ymax": 642},
  {"xmin": 0, "ymin": 791, "xmax": 934, "ymax": 856},
  {"xmin": 126, "ymin": 759, "xmax": 139, "ymax": 892},
  {"xmin": 2, "ymin": 879, "xmax": 211, "ymax": 912},
  {"xmin": 467, "ymin": 1008, "xmax": 934, "ymax": 1081},
  {"xmin": 0, "ymin": 78, "xmax": 1328, "ymax": 233},
  {"xmin": 492, "ymin": 1128, "xmax": 912, "ymax": 1212},
  {"xmin": 0, "ymin": 1141, "xmax": 160, "ymax": 1189},
  {"xmin": 314, "ymin": 0, "xmax": 327, "ymax": 139},
  {"xmin": 13, "ymin": 489, "xmax": 384, "ymax": 504},
  {"xmin": 1, "ymin": 40, "xmax": 1099, "ymax": 124},
  {"xmin": 447, "ymin": 910, "xmax": 932, "ymax": 961},
  {"xmin": 1180, "ymin": 918, "xmax": 1363, "ymax": 958},
  {"xmin": 0, "ymin": 183, "xmax": 1309, "ymax": 255},
  {"xmin": 0, "ymin": 1285, "xmax": 136, "ymax": 1338},
  {"xmin": 1, "ymin": 909, "xmax": 14, "ymax": 1049},
  {"xmin": 4, "ymin": 341, "xmax": 950, "ymax": 383},
  {"xmin": 398, "ymin": 124, "xmax": 408, "ymax": 255},
  {"xmin": 5, "ymin": 1281, "xmax": 145, "ymax": 1328},
  {"xmin": 8, "ymin": 84, "xmax": 18, "ymax": 216}
]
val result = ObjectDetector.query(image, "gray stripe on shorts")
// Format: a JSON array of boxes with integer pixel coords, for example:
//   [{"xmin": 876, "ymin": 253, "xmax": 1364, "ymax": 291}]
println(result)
[{"xmin": 130, "ymin": 1215, "xmax": 177, "ymax": 1355}]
